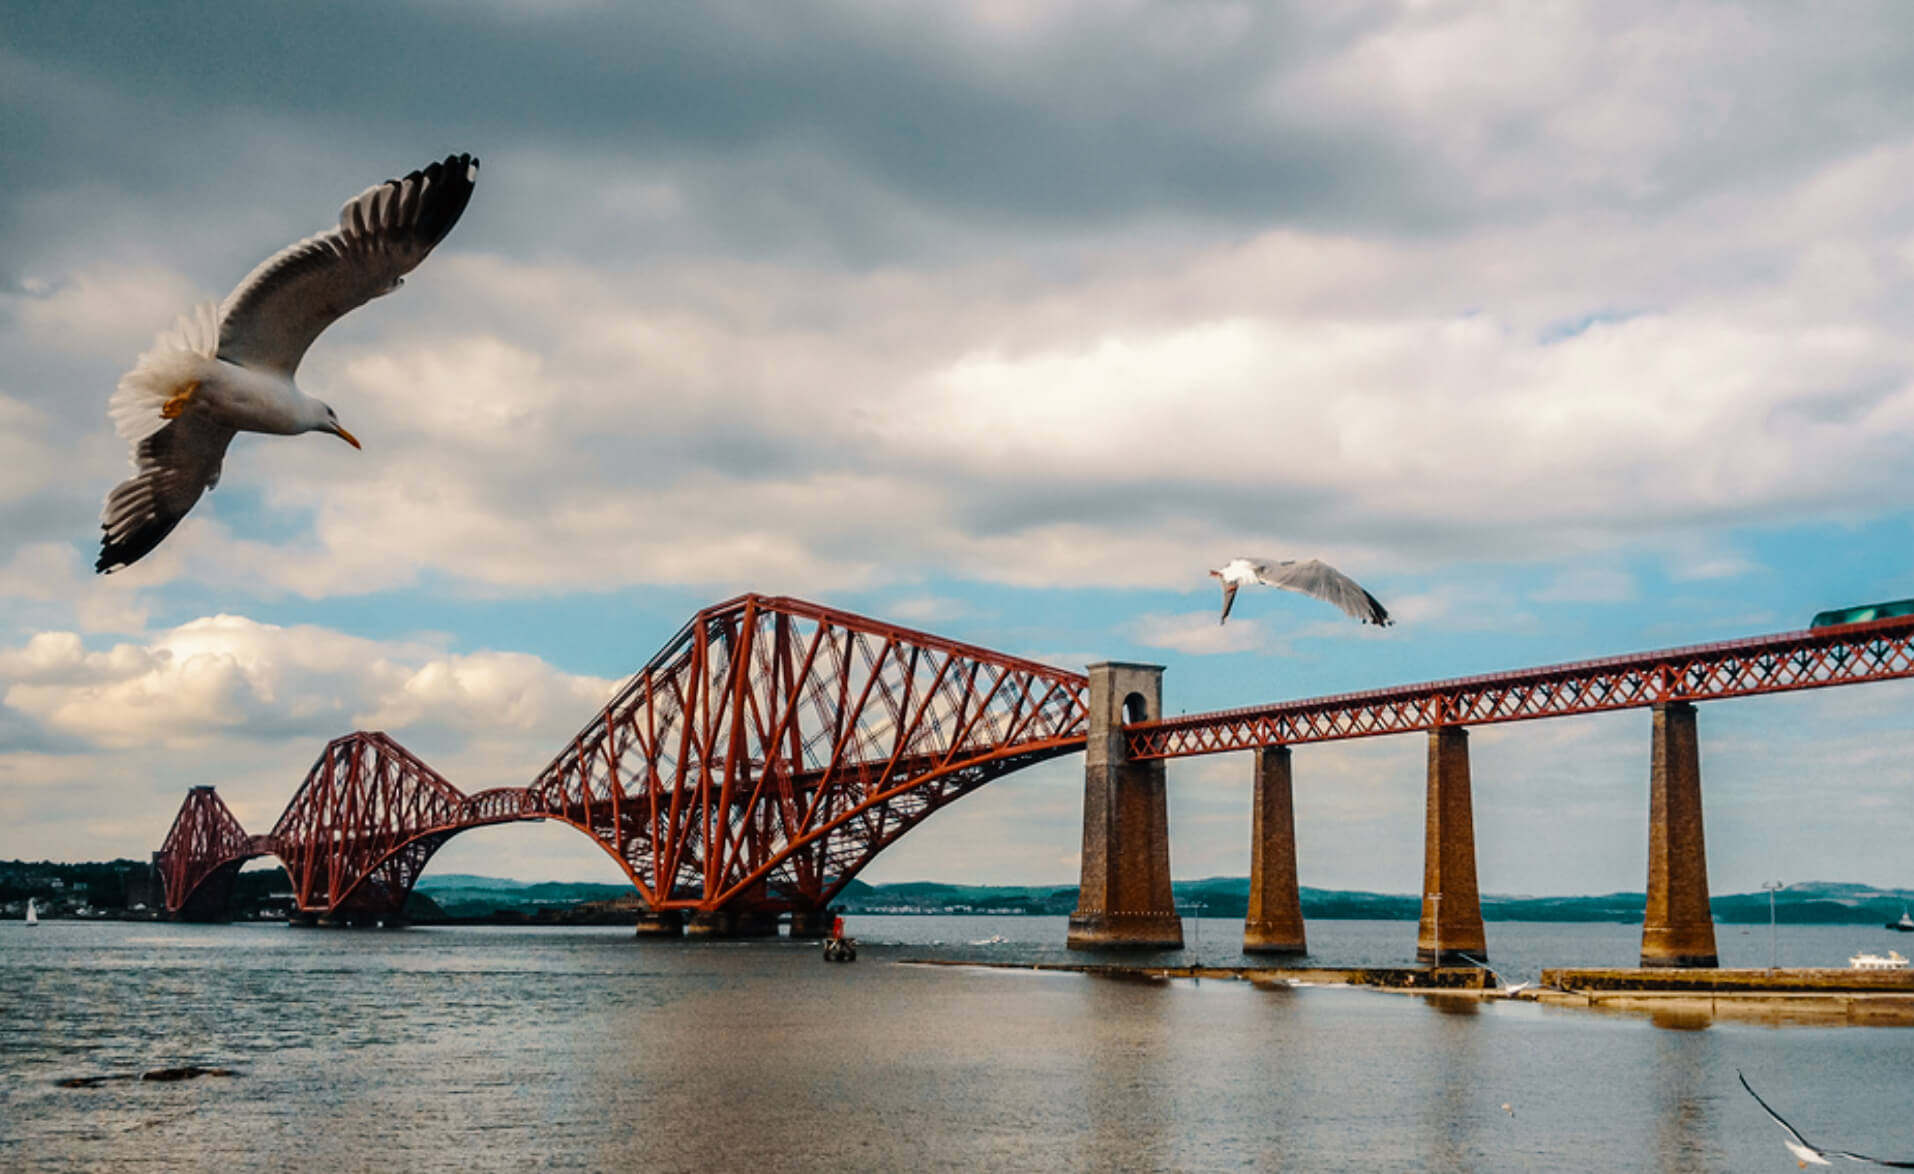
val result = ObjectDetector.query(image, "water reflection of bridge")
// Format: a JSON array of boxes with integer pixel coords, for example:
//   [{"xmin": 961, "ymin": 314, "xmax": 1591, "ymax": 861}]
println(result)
[{"xmin": 157, "ymin": 595, "xmax": 1914, "ymax": 964}]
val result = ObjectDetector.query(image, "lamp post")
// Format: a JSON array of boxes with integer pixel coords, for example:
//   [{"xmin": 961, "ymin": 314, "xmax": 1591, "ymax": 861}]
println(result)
[{"xmin": 1762, "ymin": 881, "xmax": 1784, "ymax": 971}]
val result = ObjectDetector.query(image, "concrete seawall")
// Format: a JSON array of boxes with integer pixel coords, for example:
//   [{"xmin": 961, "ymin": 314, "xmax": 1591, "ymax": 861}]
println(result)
[
  {"xmin": 901, "ymin": 959, "xmax": 1914, "ymax": 1024},
  {"xmin": 1533, "ymin": 967, "xmax": 1914, "ymax": 1024},
  {"xmin": 903, "ymin": 958, "xmax": 1501, "ymax": 991}
]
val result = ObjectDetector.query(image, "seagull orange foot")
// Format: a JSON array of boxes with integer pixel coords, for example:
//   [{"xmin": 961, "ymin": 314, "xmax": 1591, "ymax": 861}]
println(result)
[{"xmin": 159, "ymin": 380, "xmax": 200, "ymax": 419}]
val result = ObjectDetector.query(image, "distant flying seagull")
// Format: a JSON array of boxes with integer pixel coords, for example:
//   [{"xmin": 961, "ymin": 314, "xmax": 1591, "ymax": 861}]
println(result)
[
  {"xmin": 1210, "ymin": 557, "xmax": 1393, "ymax": 626},
  {"xmin": 1738, "ymin": 1071, "xmax": 1914, "ymax": 1168},
  {"xmin": 96, "ymin": 152, "xmax": 481, "ymax": 573}
]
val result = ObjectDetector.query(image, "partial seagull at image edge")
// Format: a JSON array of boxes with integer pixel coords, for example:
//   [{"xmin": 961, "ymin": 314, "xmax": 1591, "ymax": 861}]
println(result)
[
  {"xmin": 95, "ymin": 152, "xmax": 480, "ymax": 573},
  {"xmin": 1738, "ymin": 1070, "xmax": 1914, "ymax": 1168},
  {"xmin": 1210, "ymin": 557, "xmax": 1392, "ymax": 627}
]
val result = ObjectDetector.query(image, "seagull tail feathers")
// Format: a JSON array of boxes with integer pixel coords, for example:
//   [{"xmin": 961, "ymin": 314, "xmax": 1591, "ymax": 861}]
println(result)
[{"xmin": 108, "ymin": 301, "xmax": 221, "ymax": 449}]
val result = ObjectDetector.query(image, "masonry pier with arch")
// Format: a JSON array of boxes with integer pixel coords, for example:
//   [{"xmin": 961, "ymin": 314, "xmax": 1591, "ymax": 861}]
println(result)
[{"xmin": 1065, "ymin": 663, "xmax": 1182, "ymax": 950}]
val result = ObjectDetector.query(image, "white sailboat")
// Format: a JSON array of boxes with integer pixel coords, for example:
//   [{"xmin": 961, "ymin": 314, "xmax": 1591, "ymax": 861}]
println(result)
[{"xmin": 25, "ymin": 898, "xmax": 38, "ymax": 925}]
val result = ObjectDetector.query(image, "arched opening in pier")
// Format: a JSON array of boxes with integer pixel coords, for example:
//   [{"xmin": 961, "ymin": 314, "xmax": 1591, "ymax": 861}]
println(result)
[{"xmin": 1123, "ymin": 691, "xmax": 1151, "ymax": 725}]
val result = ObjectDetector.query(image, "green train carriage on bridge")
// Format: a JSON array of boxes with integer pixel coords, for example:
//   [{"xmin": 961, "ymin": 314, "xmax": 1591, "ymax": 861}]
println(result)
[{"xmin": 1811, "ymin": 598, "xmax": 1914, "ymax": 628}]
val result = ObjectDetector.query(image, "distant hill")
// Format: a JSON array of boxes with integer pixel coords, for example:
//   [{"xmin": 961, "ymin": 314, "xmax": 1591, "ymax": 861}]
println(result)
[
  {"xmin": 9, "ymin": 862, "xmax": 1910, "ymax": 925},
  {"xmin": 387, "ymin": 874, "xmax": 1914, "ymax": 924},
  {"xmin": 413, "ymin": 875, "xmax": 639, "ymax": 919},
  {"xmin": 830, "ymin": 878, "xmax": 1914, "ymax": 924}
]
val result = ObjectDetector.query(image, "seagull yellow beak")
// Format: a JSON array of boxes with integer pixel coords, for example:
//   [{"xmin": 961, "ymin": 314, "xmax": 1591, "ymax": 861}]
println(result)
[{"xmin": 333, "ymin": 425, "xmax": 361, "ymax": 450}]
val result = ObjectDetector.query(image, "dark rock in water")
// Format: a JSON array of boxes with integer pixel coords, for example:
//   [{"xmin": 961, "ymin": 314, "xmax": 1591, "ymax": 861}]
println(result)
[
  {"xmin": 59, "ymin": 1064, "xmax": 239, "ymax": 1088},
  {"xmin": 140, "ymin": 1065, "xmax": 235, "ymax": 1082},
  {"xmin": 59, "ymin": 1065, "xmax": 238, "ymax": 1087}
]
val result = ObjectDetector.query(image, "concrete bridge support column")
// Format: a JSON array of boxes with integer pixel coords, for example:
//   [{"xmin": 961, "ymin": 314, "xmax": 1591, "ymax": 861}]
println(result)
[
  {"xmin": 1067, "ymin": 663, "xmax": 1183, "ymax": 950},
  {"xmin": 1243, "ymin": 745, "xmax": 1306, "ymax": 955},
  {"xmin": 632, "ymin": 908, "xmax": 685, "ymax": 938},
  {"xmin": 685, "ymin": 909, "xmax": 780, "ymax": 938},
  {"xmin": 1640, "ymin": 701, "xmax": 1718, "ymax": 968},
  {"xmin": 787, "ymin": 909, "xmax": 835, "ymax": 939},
  {"xmin": 1417, "ymin": 726, "xmax": 1487, "ymax": 965}
]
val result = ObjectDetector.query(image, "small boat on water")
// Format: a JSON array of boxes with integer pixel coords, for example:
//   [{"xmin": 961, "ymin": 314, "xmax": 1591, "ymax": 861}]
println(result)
[
  {"xmin": 1848, "ymin": 949, "xmax": 1908, "ymax": 970},
  {"xmin": 25, "ymin": 899, "xmax": 37, "ymax": 926},
  {"xmin": 1886, "ymin": 908, "xmax": 1914, "ymax": 932}
]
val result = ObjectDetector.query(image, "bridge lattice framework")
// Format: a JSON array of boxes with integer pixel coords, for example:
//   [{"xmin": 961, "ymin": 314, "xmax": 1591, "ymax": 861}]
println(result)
[{"xmin": 157, "ymin": 595, "xmax": 1089, "ymax": 931}]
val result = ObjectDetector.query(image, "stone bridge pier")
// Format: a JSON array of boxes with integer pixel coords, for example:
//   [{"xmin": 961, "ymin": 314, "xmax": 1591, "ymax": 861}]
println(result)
[
  {"xmin": 1067, "ymin": 663, "xmax": 1183, "ymax": 950},
  {"xmin": 1417, "ymin": 726, "xmax": 1488, "ymax": 966},
  {"xmin": 1642, "ymin": 701, "xmax": 1718, "ymax": 967},
  {"xmin": 1243, "ymin": 746, "xmax": 1306, "ymax": 954}
]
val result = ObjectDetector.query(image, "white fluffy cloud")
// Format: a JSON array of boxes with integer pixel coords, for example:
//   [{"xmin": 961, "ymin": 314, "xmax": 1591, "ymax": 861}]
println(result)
[
  {"xmin": 0, "ymin": 612, "xmax": 622, "ymax": 863},
  {"xmin": 29, "ymin": 245, "xmax": 1908, "ymax": 601},
  {"xmin": 1127, "ymin": 611, "xmax": 1272, "ymax": 656},
  {"xmin": 1, "ymin": 614, "xmax": 616, "ymax": 752}
]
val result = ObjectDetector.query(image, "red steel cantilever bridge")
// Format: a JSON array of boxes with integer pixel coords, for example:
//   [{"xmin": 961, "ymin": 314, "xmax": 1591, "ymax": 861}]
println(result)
[
  {"xmin": 157, "ymin": 596, "xmax": 1914, "ymax": 929},
  {"xmin": 158, "ymin": 594, "xmax": 1090, "ymax": 926}
]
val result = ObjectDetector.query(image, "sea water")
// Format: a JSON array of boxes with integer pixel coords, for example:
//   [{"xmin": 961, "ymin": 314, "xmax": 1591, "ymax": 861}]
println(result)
[{"xmin": 2, "ymin": 917, "xmax": 1910, "ymax": 1172}]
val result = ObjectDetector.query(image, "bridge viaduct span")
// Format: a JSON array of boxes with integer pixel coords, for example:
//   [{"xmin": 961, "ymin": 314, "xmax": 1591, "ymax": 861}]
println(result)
[{"xmin": 157, "ymin": 596, "xmax": 1914, "ymax": 966}]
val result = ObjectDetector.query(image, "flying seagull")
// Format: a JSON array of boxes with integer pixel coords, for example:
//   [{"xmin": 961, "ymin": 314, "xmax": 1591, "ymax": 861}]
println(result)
[
  {"xmin": 1739, "ymin": 1071, "xmax": 1914, "ymax": 1168},
  {"xmin": 1211, "ymin": 557, "xmax": 1392, "ymax": 626},
  {"xmin": 96, "ymin": 152, "xmax": 481, "ymax": 573}
]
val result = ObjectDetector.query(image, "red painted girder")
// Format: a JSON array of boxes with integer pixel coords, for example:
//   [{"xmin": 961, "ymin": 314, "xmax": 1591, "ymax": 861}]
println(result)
[
  {"xmin": 1126, "ymin": 613, "xmax": 1914, "ymax": 759},
  {"xmin": 156, "ymin": 785, "xmax": 266, "ymax": 913},
  {"xmin": 523, "ymin": 593, "xmax": 1091, "ymax": 913},
  {"xmin": 266, "ymin": 731, "xmax": 543, "ymax": 915}
]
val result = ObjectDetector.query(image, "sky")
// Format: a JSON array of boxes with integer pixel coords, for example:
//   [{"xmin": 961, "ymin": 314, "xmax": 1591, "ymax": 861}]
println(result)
[{"xmin": 3, "ymin": 0, "xmax": 1913, "ymax": 899}]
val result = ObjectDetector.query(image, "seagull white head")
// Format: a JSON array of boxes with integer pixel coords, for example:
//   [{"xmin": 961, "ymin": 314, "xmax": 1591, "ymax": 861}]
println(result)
[{"xmin": 314, "ymin": 401, "xmax": 361, "ymax": 449}]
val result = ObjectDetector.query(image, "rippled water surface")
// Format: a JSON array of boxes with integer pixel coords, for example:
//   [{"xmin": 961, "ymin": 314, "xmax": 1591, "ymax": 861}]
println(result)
[{"xmin": 3, "ymin": 917, "xmax": 1911, "ymax": 1172}]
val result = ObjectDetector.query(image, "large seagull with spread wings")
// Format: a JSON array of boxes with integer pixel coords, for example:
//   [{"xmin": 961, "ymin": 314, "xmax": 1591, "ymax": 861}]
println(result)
[{"xmin": 96, "ymin": 152, "xmax": 480, "ymax": 573}]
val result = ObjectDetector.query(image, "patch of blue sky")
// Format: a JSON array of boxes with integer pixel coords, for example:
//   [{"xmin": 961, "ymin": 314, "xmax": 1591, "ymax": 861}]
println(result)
[
  {"xmin": 109, "ymin": 511, "xmax": 1913, "ymax": 722},
  {"xmin": 1539, "ymin": 309, "xmax": 1644, "ymax": 343},
  {"xmin": 229, "ymin": 577, "xmax": 716, "ymax": 678},
  {"xmin": 200, "ymin": 485, "xmax": 318, "ymax": 545}
]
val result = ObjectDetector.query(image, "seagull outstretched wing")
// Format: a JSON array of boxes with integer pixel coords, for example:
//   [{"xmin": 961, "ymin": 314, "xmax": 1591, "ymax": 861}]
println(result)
[
  {"xmin": 217, "ymin": 153, "xmax": 480, "ymax": 376},
  {"xmin": 97, "ymin": 414, "xmax": 237, "ymax": 573},
  {"xmin": 1739, "ymin": 1071, "xmax": 1914, "ymax": 1168},
  {"xmin": 1252, "ymin": 558, "xmax": 1392, "ymax": 626}
]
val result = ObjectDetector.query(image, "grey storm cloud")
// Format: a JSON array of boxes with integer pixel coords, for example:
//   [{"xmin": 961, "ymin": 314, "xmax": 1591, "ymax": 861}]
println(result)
[
  {"xmin": 0, "ymin": 1, "xmax": 1446, "ymax": 278},
  {"xmin": 10, "ymin": 1, "xmax": 1914, "ymax": 279}
]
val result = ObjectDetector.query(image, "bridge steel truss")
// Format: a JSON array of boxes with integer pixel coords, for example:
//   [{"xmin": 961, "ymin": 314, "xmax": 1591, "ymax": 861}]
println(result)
[
  {"xmin": 525, "ymin": 594, "xmax": 1090, "ymax": 922},
  {"xmin": 154, "ymin": 786, "xmax": 272, "ymax": 921},
  {"xmin": 269, "ymin": 732, "xmax": 539, "ymax": 919},
  {"xmin": 1125, "ymin": 613, "xmax": 1914, "ymax": 759},
  {"xmin": 156, "ymin": 732, "xmax": 541, "ymax": 921}
]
